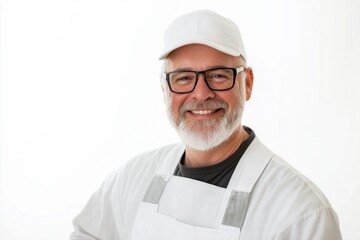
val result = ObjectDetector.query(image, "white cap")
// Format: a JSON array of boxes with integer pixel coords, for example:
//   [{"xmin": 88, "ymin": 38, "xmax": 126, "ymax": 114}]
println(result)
[{"xmin": 159, "ymin": 10, "xmax": 247, "ymax": 61}]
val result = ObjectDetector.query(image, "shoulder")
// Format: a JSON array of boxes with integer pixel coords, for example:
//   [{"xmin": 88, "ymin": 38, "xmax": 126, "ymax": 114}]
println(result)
[
  {"xmin": 267, "ymin": 156, "xmax": 341, "ymax": 239},
  {"xmin": 264, "ymin": 155, "xmax": 332, "ymax": 208},
  {"xmin": 254, "ymin": 154, "xmax": 335, "ymax": 218},
  {"xmin": 84, "ymin": 143, "xmax": 185, "ymax": 239},
  {"xmin": 122, "ymin": 142, "xmax": 185, "ymax": 177},
  {"xmin": 105, "ymin": 142, "xmax": 185, "ymax": 184},
  {"xmin": 243, "ymin": 153, "xmax": 341, "ymax": 239}
]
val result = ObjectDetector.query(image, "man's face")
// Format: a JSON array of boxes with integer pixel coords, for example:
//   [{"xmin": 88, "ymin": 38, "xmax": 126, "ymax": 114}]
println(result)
[{"xmin": 163, "ymin": 44, "xmax": 252, "ymax": 151}]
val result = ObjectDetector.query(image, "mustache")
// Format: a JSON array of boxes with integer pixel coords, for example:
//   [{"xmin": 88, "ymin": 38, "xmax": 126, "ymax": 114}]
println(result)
[{"xmin": 179, "ymin": 100, "xmax": 228, "ymax": 116}]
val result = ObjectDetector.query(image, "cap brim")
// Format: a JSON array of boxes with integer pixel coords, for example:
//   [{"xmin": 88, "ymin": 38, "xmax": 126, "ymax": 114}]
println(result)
[{"xmin": 159, "ymin": 39, "xmax": 243, "ymax": 60}]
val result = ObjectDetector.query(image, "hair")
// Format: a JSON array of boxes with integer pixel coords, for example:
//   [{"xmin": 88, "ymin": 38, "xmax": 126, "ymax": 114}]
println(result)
[{"xmin": 160, "ymin": 58, "xmax": 170, "ymax": 92}]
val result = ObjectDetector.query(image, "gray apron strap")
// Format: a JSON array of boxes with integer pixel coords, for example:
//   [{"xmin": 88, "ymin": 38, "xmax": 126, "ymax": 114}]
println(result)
[
  {"xmin": 143, "ymin": 176, "xmax": 168, "ymax": 204},
  {"xmin": 143, "ymin": 144, "xmax": 185, "ymax": 204},
  {"xmin": 222, "ymin": 191, "xmax": 249, "ymax": 229},
  {"xmin": 223, "ymin": 137, "xmax": 274, "ymax": 230}
]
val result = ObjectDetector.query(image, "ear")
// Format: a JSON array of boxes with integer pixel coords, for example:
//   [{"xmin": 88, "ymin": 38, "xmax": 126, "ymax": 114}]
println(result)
[
  {"xmin": 244, "ymin": 67, "xmax": 254, "ymax": 101},
  {"xmin": 160, "ymin": 78, "xmax": 166, "ymax": 103}
]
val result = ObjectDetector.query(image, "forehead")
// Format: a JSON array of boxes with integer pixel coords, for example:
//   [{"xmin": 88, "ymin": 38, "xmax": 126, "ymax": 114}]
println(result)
[{"xmin": 167, "ymin": 44, "xmax": 241, "ymax": 71}]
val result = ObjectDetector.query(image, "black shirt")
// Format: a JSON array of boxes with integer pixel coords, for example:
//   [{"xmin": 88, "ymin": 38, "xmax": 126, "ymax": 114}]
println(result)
[{"xmin": 174, "ymin": 127, "xmax": 255, "ymax": 188}]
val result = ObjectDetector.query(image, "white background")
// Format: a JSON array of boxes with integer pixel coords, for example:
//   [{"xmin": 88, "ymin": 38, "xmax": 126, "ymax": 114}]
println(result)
[{"xmin": 1, "ymin": 0, "xmax": 359, "ymax": 239}]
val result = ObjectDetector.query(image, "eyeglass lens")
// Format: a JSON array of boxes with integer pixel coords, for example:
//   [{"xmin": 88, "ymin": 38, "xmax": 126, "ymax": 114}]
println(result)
[{"xmin": 168, "ymin": 68, "xmax": 235, "ymax": 93}]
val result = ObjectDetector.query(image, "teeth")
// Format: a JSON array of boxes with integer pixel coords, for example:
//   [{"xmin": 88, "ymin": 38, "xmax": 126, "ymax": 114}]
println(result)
[{"xmin": 191, "ymin": 109, "xmax": 216, "ymax": 115}]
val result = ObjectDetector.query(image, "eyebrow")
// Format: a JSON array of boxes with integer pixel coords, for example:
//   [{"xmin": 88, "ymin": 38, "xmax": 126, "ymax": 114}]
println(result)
[{"xmin": 171, "ymin": 65, "xmax": 229, "ymax": 72}]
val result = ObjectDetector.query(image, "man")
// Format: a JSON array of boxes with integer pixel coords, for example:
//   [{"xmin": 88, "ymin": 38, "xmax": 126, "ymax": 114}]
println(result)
[{"xmin": 71, "ymin": 10, "xmax": 342, "ymax": 240}]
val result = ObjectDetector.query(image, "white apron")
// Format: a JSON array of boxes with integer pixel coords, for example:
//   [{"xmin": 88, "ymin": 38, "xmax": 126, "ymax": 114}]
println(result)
[{"xmin": 130, "ymin": 137, "xmax": 273, "ymax": 240}]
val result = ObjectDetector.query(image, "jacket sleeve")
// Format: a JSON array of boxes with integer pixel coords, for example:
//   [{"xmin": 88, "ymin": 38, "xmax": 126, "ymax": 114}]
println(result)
[
  {"xmin": 275, "ymin": 206, "xmax": 342, "ymax": 240},
  {"xmin": 70, "ymin": 170, "xmax": 122, "ymax": 240},
  {"xmin": 69, "ymin": 145, "xmax": 177, "ymax": 240},
  {"xmin": 70, "ymin": 223, "xmax": 100, "ymax": 240}
]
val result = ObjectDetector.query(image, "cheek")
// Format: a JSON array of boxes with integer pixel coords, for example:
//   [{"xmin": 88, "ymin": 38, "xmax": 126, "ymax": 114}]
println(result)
[
  {"xmin": 218, "ymin": 90, "xmax": 243, "ymax": 112},
  {"xmin": 167, "ymin": 94, "xmax": 186, "ymax": 113},
  {"xmin": 231, "ymin": 80, "xmax": 246, "ymax": 103}
]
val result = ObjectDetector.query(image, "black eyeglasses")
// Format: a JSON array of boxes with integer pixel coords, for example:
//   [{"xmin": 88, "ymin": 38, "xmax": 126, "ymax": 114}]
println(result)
[{"xmin": 164, "ymin": 67, "xmax": 246, "ymax": 94}]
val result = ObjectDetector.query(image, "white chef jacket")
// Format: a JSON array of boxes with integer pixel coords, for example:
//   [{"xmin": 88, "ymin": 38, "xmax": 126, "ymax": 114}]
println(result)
[{"xmin": 70, "ymin": 137, "xmax": 342, "ymax": 240}]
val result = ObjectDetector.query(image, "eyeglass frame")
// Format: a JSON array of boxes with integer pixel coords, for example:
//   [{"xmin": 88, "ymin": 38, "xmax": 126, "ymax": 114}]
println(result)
[{"xmin": 164, "ymin": 67, "xmax": 246, "ymax": 94}]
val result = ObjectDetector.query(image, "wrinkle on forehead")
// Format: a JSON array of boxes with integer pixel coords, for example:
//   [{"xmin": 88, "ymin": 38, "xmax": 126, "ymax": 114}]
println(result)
[{"xmin": 166, "ymin": 44, "xmax": 242, "ymax": 72}]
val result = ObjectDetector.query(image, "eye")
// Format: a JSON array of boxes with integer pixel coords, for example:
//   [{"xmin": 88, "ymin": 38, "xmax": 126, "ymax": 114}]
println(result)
[
  {"xmin": 207, "ymin": 73, "xmax": 229, "ymax": 82},
  {"xmin": 170, "ymin": 72, "xmax": 195, "ymax": 85},
  {"xmin": 213, "ymin": 73, "xmax": 227, "ymax": 79},
  {"xmin": 177, "ymin": 76, "xmax": 192, "ymax": 81},
  {"xmin": 207, "ymin": 69, "xmax": 233, "ymax": 82}
]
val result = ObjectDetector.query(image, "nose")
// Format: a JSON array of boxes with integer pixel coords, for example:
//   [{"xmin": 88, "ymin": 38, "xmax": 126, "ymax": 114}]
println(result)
[{"xmin": 191, "ymin": 73, "xmax": 215, "ymax": 100}]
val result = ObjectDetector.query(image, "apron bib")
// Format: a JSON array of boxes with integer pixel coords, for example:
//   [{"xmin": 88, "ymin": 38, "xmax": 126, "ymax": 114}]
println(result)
[{"xmin": 131, "ymin": 138, "xmax": 273, "ymax": 240}]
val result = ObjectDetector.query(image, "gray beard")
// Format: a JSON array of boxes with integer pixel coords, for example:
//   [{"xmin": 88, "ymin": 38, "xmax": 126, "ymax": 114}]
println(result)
[{"xmin": 166, "ymin": 98, "xmax": 244, "ymax": 151}]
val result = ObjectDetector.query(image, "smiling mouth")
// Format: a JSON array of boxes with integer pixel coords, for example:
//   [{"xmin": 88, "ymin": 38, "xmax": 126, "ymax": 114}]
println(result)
[{"xmin": 190, "ymin": 109, "xmax": 221, "ymax": 115}]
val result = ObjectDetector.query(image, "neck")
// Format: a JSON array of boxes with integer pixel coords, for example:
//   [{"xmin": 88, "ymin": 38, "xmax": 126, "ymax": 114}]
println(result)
[{"xmin": 184, "ymin": 126, "xmax": 249, "ymax": 167}]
